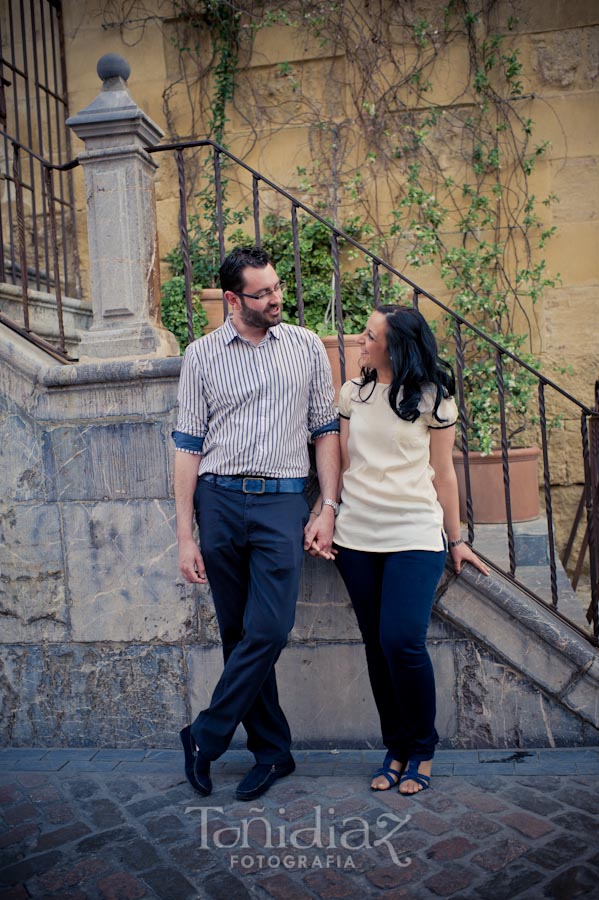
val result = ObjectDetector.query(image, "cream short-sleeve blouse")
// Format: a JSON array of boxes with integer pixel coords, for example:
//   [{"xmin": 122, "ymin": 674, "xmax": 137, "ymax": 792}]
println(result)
[{"xmin": 333, "ymin": 379, "xmax": 458, "ymax": 553}]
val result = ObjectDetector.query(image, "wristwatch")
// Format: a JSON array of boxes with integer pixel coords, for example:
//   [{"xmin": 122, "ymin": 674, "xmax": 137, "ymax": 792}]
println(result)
[{"xmin": 321, "ymin": 498, "xmax": 340, "ymax": 516}]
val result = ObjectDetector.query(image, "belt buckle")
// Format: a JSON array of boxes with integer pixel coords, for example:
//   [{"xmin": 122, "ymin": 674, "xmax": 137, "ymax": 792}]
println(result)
[{"xmin": 242, "ymin": 477, "xmax": 266, "ymax": 494}]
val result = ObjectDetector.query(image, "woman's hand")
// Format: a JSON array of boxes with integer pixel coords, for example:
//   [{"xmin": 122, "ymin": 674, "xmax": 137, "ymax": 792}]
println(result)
[{"xmin": 450, "ymin": 541, "xmax": 489, "ymax": 576}]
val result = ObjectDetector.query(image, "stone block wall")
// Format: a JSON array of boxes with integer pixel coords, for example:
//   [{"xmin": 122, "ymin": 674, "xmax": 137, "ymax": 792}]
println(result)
[{"xmin": 1, "ymin": 328, "xmax": 598, "ymax": 750}]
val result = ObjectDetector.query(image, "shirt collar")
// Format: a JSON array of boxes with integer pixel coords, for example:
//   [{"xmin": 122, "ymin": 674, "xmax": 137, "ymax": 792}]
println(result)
[{"xmin": 222, "ymin": 315, "xmax": 282, "ymax": 345}]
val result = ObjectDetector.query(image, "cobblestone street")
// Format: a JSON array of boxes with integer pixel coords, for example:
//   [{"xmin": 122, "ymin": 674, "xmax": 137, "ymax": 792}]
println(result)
[{"xmin": 1, "ymin": 748, "xmax": 598, "ymax": 899}]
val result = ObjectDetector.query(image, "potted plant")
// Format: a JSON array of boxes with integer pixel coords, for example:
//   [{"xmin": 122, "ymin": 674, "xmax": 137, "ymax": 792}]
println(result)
[
  {"xmin": 449, "ymin": 323, "xmax": 543, "ymax": 524},
  {"xmin": 161, "ymin": 183, "xmax": 249, "ymax": 350},
  {"xmin": 160, "ymin": 275, "xmax": 208, "ymax": 351}
]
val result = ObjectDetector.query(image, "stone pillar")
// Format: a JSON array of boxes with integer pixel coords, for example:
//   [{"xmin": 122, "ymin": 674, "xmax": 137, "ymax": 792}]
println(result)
[{"xmin": 67, "ymin": 54, "xmax": 179, "ymax": 359}]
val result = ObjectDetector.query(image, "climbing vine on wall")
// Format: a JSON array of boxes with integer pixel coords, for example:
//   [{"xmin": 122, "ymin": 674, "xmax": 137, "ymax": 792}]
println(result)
[{"xmin": 100, "ymin": 0, "xmax": 561, "ymax": 449}]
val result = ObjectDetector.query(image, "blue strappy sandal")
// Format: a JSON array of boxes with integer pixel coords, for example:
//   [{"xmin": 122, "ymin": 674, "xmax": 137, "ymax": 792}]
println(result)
[
  {"xmin": 399, "ymin": 758, "xmax": 431, "ymax": 794},
  {"xmin": 371, "ymin": 751, "xmax": 404, "ymax": 791}
]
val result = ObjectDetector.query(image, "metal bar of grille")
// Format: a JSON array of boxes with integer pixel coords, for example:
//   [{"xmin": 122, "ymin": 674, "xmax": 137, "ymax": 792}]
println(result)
[
  {"xmin": 48, "ymin": 0, "xmax": 69, "ymax": 289},
  {"xmin": 12, "ymin": 142, "xmax": 30, "ymax": 330},
  {"xmin": 587, "ymin": 381, "xmax": 599, "ymax": 632},
  {"xmin": 291, "ymin": 204, "xmax": 304, "ymax": 328},
  {"xmin": 372, "ymin": 260, "xmax": 380, "ymax": 308},
  {"xmin": 581, "ymin": 412, "xmax": 599, "ymax": 637},
  {"xmin": 29, "ymin": 0, "xmax": 51, "ymax": 291},
  {"xmin": 0, "ymin": 123, "xmax": 6, "ymax": 280},
  {"xmin": 331, "ymin": 231, "xmax": 345, "ymax": 384},
  {"xmin": 212, "ymin": 148, "xmax": 227, "ymax": 319},
  {"xmin": 44, "ymin": 163, "xmax": 66, "ymax": 353},
  {"xmin": 55, "ymin": 0, "xmax": 79, "ymax": 296},
  {"xmin": 213, "ymin": 148, "xmax": 225, "ymax": 264},
  {"xmin": 3, "ymin": 133, "xmax": 17, "ymax": 283},
  {"xmin": 538, "ymin": 381, "xmax": 558, "ymax": 607},
  {"xmin": 252, "ymin": 175, "xmax": 261, "ymax": 247},
  {"xmin": 7, "ymin": 1, "xmax": 21, "ymax": 142},
  {"xmin": 495, "ymin": 349, "xmax": 516, "ymax": 575},
  {"xmin": 454, "ymin": 320, "xmax": 474, "ymax": 544},
  {"xmin": 0, "ymin": 58, "xmax": 26, "ymax": 80},
  {"xmin": 176, "ymin": 149, "xmax": 194, "ymax": 346},
  {"xmin": 18, "ymin": 0, "xmax": 41, "ymax": 289},
  {"xmin": 39, "ymin": 0, "xmax": 55, "ymax": 289}
]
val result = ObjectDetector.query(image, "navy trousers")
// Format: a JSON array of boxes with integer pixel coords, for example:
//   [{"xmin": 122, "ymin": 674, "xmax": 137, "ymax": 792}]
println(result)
[
  {"xmin": 335, "ymin": 544, "xmax": 446, "ymax": 762},
  {"xmin": 190, "ymin": 480, "xmax": 309, "ymax": 764}
]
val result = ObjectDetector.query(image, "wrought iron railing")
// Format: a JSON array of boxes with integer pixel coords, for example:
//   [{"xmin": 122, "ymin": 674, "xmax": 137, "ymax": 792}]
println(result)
[
  {"xmin": 149, "ymin": 139, "xmax": 599, "ymax": 643},
  {"xmin": 0, "ymin": 134, "xmax": 597, "ymax": 643},
  {"xmin": 0, "ymin": 133, "xmax": 79, "ymax": 360},
  {"xmin": 0, "ymin": 0, "xmax": 78, "ymax": 297}
]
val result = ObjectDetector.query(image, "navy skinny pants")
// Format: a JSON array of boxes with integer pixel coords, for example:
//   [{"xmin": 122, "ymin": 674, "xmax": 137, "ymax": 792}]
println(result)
[
  {"xmin": 335, "ymin": 543, "xmax": 447, "ymax": 762},
  {"xmin": 190, "ymin": 480, "xmax": 309, "ymax": 765}
]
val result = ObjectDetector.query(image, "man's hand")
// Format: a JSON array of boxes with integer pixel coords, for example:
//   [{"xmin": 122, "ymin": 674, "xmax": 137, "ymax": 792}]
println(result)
[
  {"xmin": 179, "ymin": 537, "xmax": 208, "ymax": 584},
  {"xmin": 303, "ymin": 507, "xmax": 337, "ymax": 560}
]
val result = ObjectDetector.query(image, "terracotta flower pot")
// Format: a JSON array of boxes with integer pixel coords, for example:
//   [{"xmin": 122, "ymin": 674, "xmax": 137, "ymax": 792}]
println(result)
[
  {"xmin": 195, "ymin": 288, "xmax": 226, "ymax": 334},
  {"xmin": 453, "ymin": 446, "xmax": 541, "ymax": 524},
  {"xmin": 322, "ymin": 334, "xmax": 363, "ymax": 401}
]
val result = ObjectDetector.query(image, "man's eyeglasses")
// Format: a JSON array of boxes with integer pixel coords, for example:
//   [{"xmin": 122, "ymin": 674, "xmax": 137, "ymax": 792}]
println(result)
[{"xmin": 235, "ymin": 281, "xmax": 286, "ymax": 301}]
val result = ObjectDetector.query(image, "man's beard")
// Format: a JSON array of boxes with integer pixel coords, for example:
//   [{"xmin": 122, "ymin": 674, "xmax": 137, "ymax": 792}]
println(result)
[{"xmin": 239, "ymin": 297, "xmax": 282, "ymax": 330}]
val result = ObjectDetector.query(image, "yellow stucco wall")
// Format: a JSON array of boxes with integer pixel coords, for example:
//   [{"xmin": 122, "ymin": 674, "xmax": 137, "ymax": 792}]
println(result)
[
  {"xmin": 61, "ymin": 1, "xmax": 598, "ymax": 537},
  {"xmin": 62, "ymin": 2, "xmax": 598, "ymax": 397}
]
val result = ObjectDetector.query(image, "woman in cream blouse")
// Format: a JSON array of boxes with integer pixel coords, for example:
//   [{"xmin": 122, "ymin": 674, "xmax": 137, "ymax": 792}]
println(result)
[{"xmin": 307, "ymin": 305, "xmax": 488, "ymax": 795}]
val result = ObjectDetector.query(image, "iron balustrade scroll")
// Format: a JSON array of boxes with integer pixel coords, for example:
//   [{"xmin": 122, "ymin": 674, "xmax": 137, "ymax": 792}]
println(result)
[{"xmin": 151, "ymin": 138, "xmax": 599, "ymax": 644}]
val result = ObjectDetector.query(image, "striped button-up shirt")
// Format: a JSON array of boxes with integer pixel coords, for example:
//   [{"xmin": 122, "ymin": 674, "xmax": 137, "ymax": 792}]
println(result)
[{"xmin": 173, "ymin": 317, "xmax": 339, "ymax": 478}]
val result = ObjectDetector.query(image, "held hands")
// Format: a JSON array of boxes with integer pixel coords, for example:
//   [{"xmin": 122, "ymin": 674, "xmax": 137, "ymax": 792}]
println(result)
[
  {"xmin": 303, "ymin": 507, "xmax": 337, "ymax": 561},
  {"xmin": 178, "ymin": 537, "xmax": 208, "ymax": 584},
  {"xmin": 450, "ymin": 541, "xmax": 490, "ymax": 576}
]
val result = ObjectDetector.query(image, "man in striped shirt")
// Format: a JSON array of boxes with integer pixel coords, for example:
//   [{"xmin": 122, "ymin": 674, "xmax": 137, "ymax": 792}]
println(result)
[{"xmin": 174, "ymin": 246, "xmax": 340, "ymax": 801}]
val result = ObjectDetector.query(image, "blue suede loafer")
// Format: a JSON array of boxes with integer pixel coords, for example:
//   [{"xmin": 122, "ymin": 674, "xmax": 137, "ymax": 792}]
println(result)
[
  {"xmin": 235, "ymin": 758, "xmax": 295, "ymax": 801},
  {"xmin": 180, "ymin": 725, "xmax": 212, "ymax": 796}
]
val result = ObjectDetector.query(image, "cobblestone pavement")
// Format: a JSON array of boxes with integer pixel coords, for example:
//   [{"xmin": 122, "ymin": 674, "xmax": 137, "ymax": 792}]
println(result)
[{"xmin": 1, "ymin": 747, "xmax": 598, "ymax": 900}]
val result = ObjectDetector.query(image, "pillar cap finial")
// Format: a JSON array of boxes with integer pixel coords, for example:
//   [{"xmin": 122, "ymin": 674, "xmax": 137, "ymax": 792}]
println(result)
[{"xmin": 97, "ymin": 53, "xmax": 131, "ymax": 83}]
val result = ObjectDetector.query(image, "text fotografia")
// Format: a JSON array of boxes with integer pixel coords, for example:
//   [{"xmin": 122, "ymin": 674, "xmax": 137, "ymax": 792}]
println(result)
[{"xmin": 185, "ymin": 804, "xmax": 412, "ymax": 869}]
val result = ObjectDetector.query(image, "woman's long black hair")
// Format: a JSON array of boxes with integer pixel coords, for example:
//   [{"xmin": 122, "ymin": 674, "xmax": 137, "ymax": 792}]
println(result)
[{"xmin": 359, "ymin": 305, "xmax": 456, "ymax": 423}]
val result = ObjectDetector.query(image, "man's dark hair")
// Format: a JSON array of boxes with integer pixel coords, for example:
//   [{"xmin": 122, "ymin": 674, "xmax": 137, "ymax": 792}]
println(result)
[{"xmin": 219, "ymin": 246, "xmax": 273, "ymax": 294}]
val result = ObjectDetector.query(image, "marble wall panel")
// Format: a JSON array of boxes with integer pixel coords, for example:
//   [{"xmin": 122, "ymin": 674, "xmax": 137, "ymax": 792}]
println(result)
[
  {"xmin": 0, "ymin": 643, "xmax": 186, "ymax": 747},
  {"xmin": 187, "ymin": 636, "xmax": 597, "ymax": 751},
  {"xmin": 64, "ymin": 499, "xmax": 195, "ymax": 642},
  {"xmin": 291, "ymin": 599, "xmax": 360, "ymax": 642},
  {"xmin": 187, "ymin": 642, "xmax": 382, "ymax": 749},
  {"xmin": 0, "ymin": 502, "xmax": 68, "ymax": 642},
  {"xmin": 453, "ymin": 640, "xmax": 593, "ymax": 749},
  {"xmin": 44, "ymin": 422, "xmax": 170, "ymax": 501},
  {"xmin": 0, "ymin": 397, "xmax": 46, "ymax": 502}
]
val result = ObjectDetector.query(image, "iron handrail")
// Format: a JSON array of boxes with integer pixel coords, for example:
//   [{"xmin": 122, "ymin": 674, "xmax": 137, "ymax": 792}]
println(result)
[
  {"xmin": 149, "ymin": 139, "xmax": 595, "ymax": 416},
  {"xmin": 148, "ymin": 137, "xmax": 599, "ymax": 641}
]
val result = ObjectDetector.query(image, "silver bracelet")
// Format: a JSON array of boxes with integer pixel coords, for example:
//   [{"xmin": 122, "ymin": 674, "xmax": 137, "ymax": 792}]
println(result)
[{"xmin": 448, "ymin": 538, "xmax": 464, "ymax": 548}]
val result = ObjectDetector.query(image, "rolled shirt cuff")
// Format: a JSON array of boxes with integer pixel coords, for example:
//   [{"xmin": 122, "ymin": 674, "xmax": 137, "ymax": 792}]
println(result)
[
  {"xmin": 310, "ymin": 419, "xmax": 340, "ymax": 441},
  {"xmin": 172, "ymin": 430, "xmax": 204, "ymax": 454}
]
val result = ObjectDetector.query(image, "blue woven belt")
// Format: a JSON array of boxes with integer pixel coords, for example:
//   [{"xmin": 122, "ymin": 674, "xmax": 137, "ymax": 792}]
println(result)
[{"xmin": 200, "ymin": 474, "xmax": 307, "ymax": 494}]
